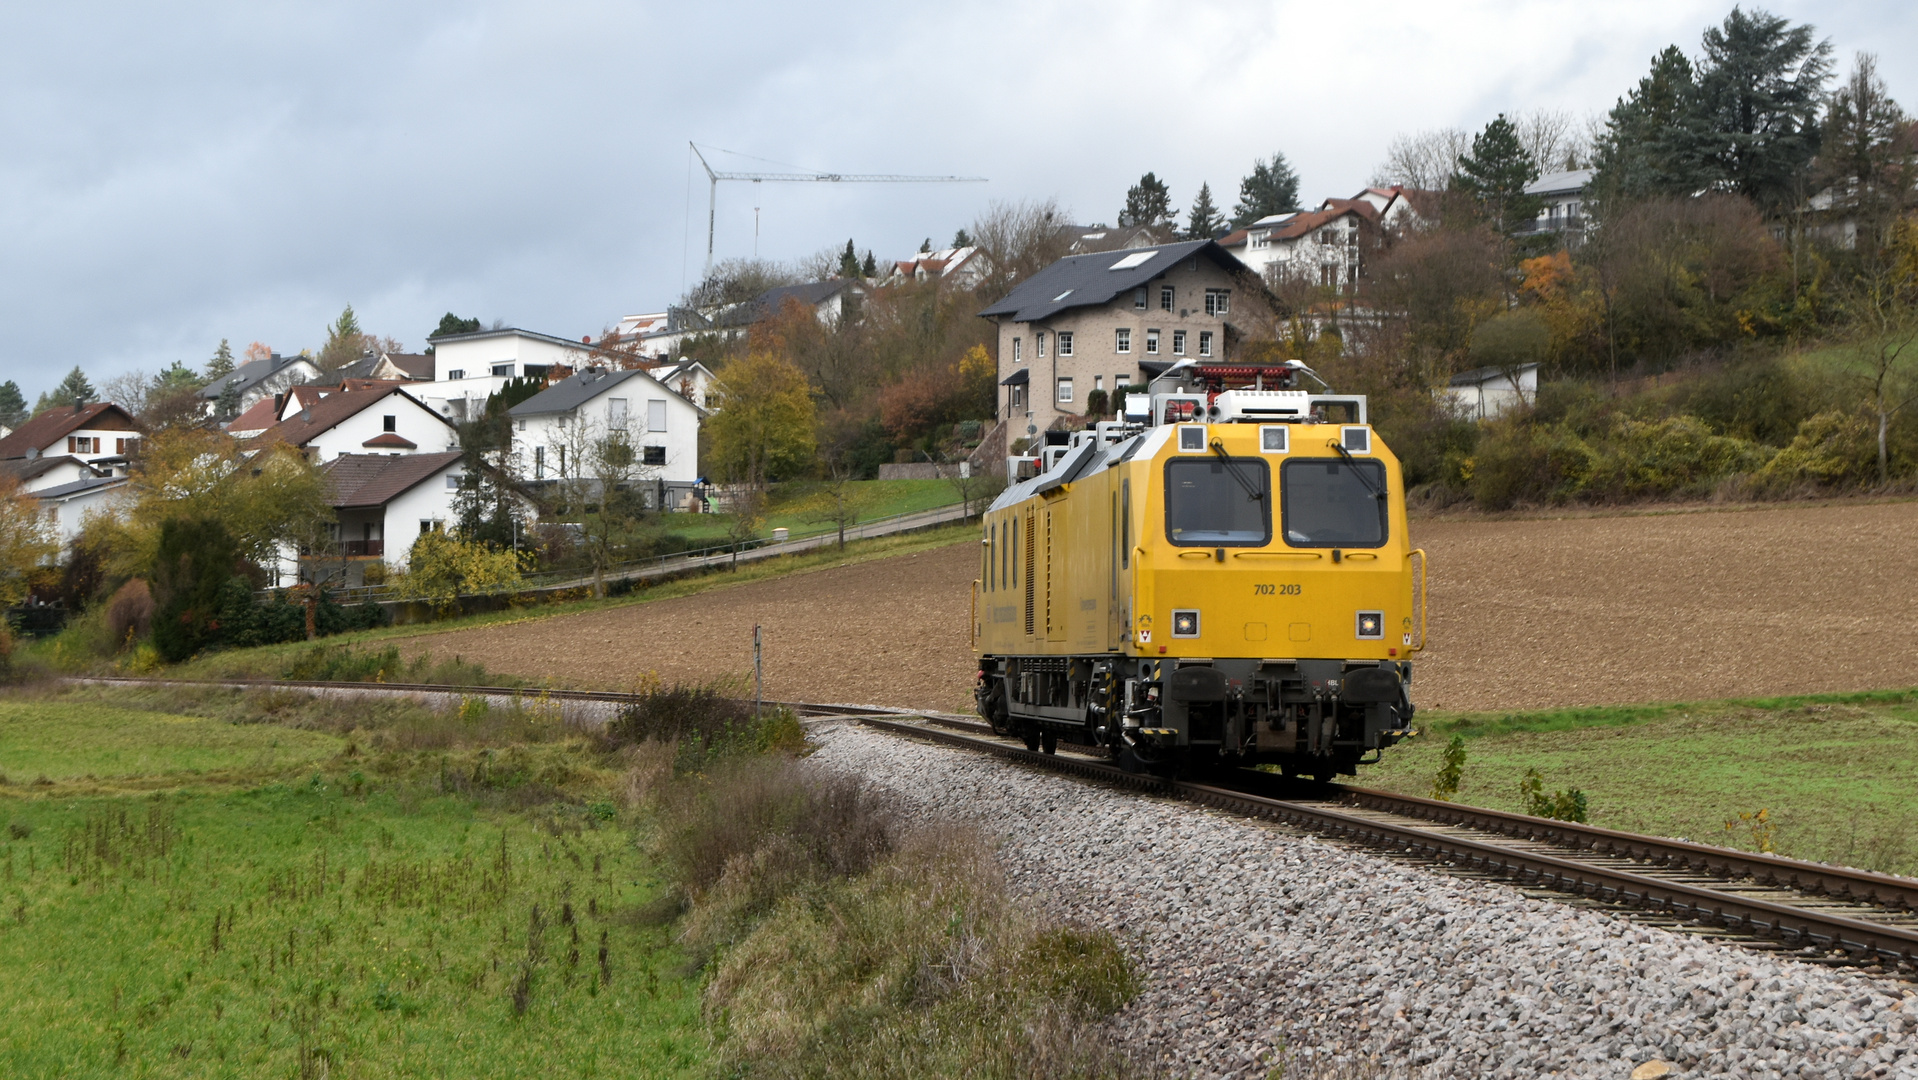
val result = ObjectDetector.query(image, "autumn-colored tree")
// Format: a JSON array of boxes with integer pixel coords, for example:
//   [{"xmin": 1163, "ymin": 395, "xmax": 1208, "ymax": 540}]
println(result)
[
  {"xmin": 395, "ymin": 531, "xmax": 523, "ymax": 614},
  {"xmin": 0, "ymin": 476, "xmax": 57, "ymax": 608},
  {"xmin": 705, "ymin": 352, "xmax": 817, "ymax": 488},
  {"xmin": 243, "ymin": 342, "xmax": 273, "ymax": 365}
]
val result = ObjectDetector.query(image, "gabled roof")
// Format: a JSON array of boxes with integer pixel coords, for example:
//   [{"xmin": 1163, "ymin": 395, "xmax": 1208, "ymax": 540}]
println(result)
[
  {"xmin": 508, "ymin": 366, "xmax": 699, "ymax": 417},
  {"xmin": 977, "ymin": 241, "xmax": 1248, "ymax": 324},
  {"xmin": 1449, "ymin": 362, "xmax": 1540, "ymax": 387},
  {"xmin": 251, "ymin": 386, "xmax": 452, "ymax": 449},
  {"xmin": 0, "ymin": 454, "xmax": 102, "ymax": 484},
  {"xmin": 425, "ymin": 326, "xmax": 592, "ymax": 350},
  {"xmin": 324, "ymin": 451, "xmax": 465, "ymax": 509},
  {"xmin": 225, "ymin": 397, "xmax": 283, "ymax": 434},
  {"xmin": 197, "ymin": 353, "xmax": 319, "ymax": 399},
  {"xmin": 0, "ymin": 402, "xmax": 138, "ymax": 459},
  {"xmin": 381, "ymin": 353, "xmax": 435, "ymax": 380}
]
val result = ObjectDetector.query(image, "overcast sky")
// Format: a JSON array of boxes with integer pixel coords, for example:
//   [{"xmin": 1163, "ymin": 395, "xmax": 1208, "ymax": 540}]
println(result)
[{"xmin": 2, "ymin": 0, "xmax": 1912, "ymax": 398}]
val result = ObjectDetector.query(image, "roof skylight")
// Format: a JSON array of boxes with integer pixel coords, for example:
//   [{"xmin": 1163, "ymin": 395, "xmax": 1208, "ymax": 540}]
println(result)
[{"xmin": 1109, "ymin": 251, "xmax": 1157, "ymax": 271}]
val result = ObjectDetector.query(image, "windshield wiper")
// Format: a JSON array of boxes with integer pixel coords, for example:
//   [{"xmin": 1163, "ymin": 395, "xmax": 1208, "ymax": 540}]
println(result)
[
  {"xmin": 1208, "ymin": 438, "xmax": 1264, "ymax": 502},
  {"xmin": 1330, "ymin": 439, "xmax": 1387, "ymax": 501}
]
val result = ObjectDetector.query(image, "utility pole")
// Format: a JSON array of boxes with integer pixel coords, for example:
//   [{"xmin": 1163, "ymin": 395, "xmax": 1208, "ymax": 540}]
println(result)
[{"xmin": 690, "ymin": 143, "xmax": 986, "ymax": 274}]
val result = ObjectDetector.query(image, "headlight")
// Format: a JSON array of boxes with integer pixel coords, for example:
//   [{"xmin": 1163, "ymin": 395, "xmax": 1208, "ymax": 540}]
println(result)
[
  {"xmin": 1355, "ymin": 611, "xmax": 1384, "ymax": 639},
  {"xmin": 1171, "ymin": 609, "xmax": 1201, "ymax": 637}
]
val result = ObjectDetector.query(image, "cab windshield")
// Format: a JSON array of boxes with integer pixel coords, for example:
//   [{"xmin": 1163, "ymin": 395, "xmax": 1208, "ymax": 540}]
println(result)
[
  {"xmin": 1282, "ymin": 459, "xmax": 1388, "ymax": 547},
  {"xmin": 1164, "ymin": 457, "xmax": 1270, "ymax": 546}
]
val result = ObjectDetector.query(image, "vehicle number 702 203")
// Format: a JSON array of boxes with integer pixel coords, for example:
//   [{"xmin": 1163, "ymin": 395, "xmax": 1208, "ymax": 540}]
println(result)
[{"xmin": 1253, "ymin": 584, "xmax": 1301, "ymax": 596}]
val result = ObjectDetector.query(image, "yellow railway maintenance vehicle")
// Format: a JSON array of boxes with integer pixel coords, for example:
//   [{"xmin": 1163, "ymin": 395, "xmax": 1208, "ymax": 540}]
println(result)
[{"xmin": 973, "ymin": 359, "xmax": 1427, "ymax": 779}]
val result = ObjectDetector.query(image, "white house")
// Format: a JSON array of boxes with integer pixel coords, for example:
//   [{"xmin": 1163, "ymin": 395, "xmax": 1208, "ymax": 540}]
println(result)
[
  {"xmin": 307, "ymin": 451, "xmax": 533, "ymax": 585},
  {"xmin": 250, "ymin": 385, "xmax": 458, "ymax": 463},
  {"xmin": 1445, "ymin": 363, "xmax": 1540, "ymax": 420},
  {"xmin": 639, "ymin": 279, "xmax": 867, "ymax": 358},
  {"xmin": 198, "ymin": 353, "xmax": 323, "ymax": 415},
  {"xmin": 647, "ymin": 360, "xmax": 719, "ymax": 412},
  {"xmin": 419, "ymin": 328, "xmax": 596, "ymax": 422},
  {"xmin": 34, "ymin": 476, "xmax": 130, "ymax": 546},
  {"xmin": 0, "ymin": 402, "xmax": 141, "ymax": 485},
  {"xmin": 1219, "ymin": 186, "xmax": 1419, "ymax": 290},
  {"xmin": 1521, "ymin": 169, "xmax": 1593, "ymax": 242},
  {"xmin": 507, "ymin": 366, "xmax": 704, "ymax": 508},
  {"xmin": 884, "ymin": 245, "xmax": 991, "ymax": 290}
]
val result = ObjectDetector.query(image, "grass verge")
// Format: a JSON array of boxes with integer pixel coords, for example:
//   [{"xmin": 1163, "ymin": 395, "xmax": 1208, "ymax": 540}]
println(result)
[
  {"xmin": 0, "ymin": 681, "xmax": 704, "ymax": 1078},
  {"xmin": 1368, "ymin": 688, "xmax": 1918, "ymax": 875}
]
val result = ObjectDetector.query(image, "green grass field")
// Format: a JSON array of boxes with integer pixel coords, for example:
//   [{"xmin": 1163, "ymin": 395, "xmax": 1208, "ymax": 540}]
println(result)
[
  {"xmin": 663, "ymin": 477, "xmax": 972, "ymax": 545},
  {"xmin": 0, "ymin": 688, "xmax": 704, "ymax": 1079},
  {"xmin": 1365, "ymin": 689, "xmax": 1918, "ymax": 876}
]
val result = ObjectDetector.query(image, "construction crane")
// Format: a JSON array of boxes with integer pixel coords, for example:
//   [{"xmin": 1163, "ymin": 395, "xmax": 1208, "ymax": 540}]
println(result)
[{"xmin": 691, "ymin": 142, "xmax": 986, "ymax": 272}]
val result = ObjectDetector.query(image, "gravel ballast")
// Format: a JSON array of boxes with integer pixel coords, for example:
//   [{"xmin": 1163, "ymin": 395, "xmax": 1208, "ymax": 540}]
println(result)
[{"xmin": 811, "ymin": 723, "xmax": 1917, "ymax": 1079}]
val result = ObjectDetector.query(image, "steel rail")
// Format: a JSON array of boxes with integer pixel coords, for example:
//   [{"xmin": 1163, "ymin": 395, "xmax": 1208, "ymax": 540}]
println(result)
[{"xmin": 857, "ymin": 717, "xmax": 1918, "ymax": 964}]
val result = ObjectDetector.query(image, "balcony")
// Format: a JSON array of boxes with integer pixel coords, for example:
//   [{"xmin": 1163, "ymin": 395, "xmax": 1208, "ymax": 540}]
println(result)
[{"xmin": 342, "ymin": 540, "xmax": 385, "ymax": 558}]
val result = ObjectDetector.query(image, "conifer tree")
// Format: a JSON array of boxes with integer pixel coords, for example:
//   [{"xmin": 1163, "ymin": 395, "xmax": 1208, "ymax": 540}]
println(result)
[
  {"xmin": 860, "ymin": 250, "xmax": 877, "ymax": 277},
  {"xmin": 1232, "ymin": 153, "xmax": 1302, "ymax": 228},
  {"xmin": 51, "ymin": 366, "xmax": 95, "ymax": 407},
  {"xmin": 0, "ymin": 381, "xmax": 24, "ymax": 428},
  {"xmin": 838, "ymin": 239, "xmax": 861, "ymax": 278},
  {"xmin": 952, "ymin": 227, "xmax": 972, "ymax": 247},
  {"xmin": 205, "ymin": 339, "xmax": 235, "ymax": 380},
  {"xmin": 1454, "ymin": 114, "xmax": 1544, "ymax": 236},
  {"xmin": 1184, "ymin": 182, "xmax": 1226, "ymax": 240},
  {"xmin": 1118, "ymin": 173, "xmax": 1173, "ymax": 227}
]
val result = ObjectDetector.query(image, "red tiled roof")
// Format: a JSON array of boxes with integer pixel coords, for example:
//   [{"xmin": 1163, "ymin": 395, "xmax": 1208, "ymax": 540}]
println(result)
[
  {"xmin": 0, "ymin": 402, "xmax": 138, "ymax": 459},
  {"xmin": 324, "ymin": 451, "xmax": 464, "ymax": 509},
  {"xmin": 361, "ymin": 432, "xmax": 418, "ymax": 449},
  {"xmin": 251, "ymin": 386, "xmax": 448, "ymax": 449},
  {"xmin": 226, "ymin": 397, "xmax": 281, "ymax": 433}
]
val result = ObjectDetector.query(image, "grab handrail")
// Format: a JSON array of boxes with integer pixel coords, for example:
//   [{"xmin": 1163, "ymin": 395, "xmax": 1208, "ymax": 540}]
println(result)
[{"xmin": 1409, "ymin": 548, "xmax": 1428, "ymax": 652}]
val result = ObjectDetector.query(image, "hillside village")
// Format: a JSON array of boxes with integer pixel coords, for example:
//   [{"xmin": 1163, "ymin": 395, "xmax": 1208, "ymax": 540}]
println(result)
[{"xmin": 0, "ymin": 5, "xmax": 1914, "ymax": 648}]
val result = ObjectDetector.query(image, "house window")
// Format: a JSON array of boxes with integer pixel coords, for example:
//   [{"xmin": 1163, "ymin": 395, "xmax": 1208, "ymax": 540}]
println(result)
[
  {"xmin": 1036, "ymin": 331, "xmax": 1046, "ymax": 359},
  {"xmin": 1056, "ymin": 377, "xmax": 1074, "ymax": 404},
  {"xmin": 642, "ymin": 445, "xmax": 666, "ymax": 466},
  {"xmin": 446, "ymin": 473, "xmax": 463, "ymax": 489},
  {"xmin": 1172, "ymin": 330, "xmax": 1187, "ymax": 355},
  {"xmin": 116, "ymin": 438, "xmax": 127, "ymax": 454},
  {"xmin": 1160, "ymin": 285, "xmax": 1173, "ymax": 311},
  {"xmin": 1320, "ymin": 265, "xmax": 1337, "ymax": 287},
  {"xmin": 420, "ymin": 519, "xmax": 443, "ymax": 533},
  {"xmin": 1133, "ymin": 287, "xmax": 1147, "ymax": 309},
  {"xmin": 1115, "ymin": 328, "xmax": 1131, "ymax": 354},
  {"xmin": 1116, "ymin": 374, "xmax": 1130, "ymax": 388},
  {"xmin": 492, "ymin": 363, "xmax": 514, "ymax": 377},
  {"xmin": 383, "ymin": 415, "xmax": 396, "ymax": 432},
  {"xmin": 534, "ymin": 445, "xmax": 546, "ymax": 479},
  {"xmin": 558, "ymin": 445, "xmax": 567, "ymax": 477},
  {"xmin": 1013, "ymin": 337, "xmax": 1022, "ymax": 362},
  {"xmin": 447, "ymin": 369, "xmax": 465, "ymax": 380},
  {"xmin": 608, "ymin": 397, "xmax": 629, "ymax": 429},
  {"xmin": 1198, "ymin": 331, "xmax": 1213, "ymax": 357},
  {"xmin": 517, "ymin": 418, "xmax": 525, "ymax": 431},
  {"xmin": 1093, "ymin": 375, "xmax": 1104, "ymax": 391},
  {"xmin": 1204, "ymin": 288, "xmax": 1230, "ymax": 316},
  {"xmin": 647, "ymin": 400, "xmax": 667, "ymax": 432},
  {"xmin": 1145, "ymin": 329, "xmax": 1160, "ymax": 355},
  {"xmin": 1057, "ymin": 331, "xmax": 1073, "ymax": 356},
  {"xmin": 1011, "ymin": 384, "xmax": 1025, "ymax": 411}
]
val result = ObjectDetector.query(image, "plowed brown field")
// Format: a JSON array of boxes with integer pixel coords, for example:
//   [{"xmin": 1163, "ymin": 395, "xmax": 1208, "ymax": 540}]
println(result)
[{"xmin": 387, "ymin": 500, "xmax": 1918, "ymax": 713}]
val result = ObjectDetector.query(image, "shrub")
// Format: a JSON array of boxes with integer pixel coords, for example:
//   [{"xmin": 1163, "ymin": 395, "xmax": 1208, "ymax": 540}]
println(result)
[
  {"xmin": 1753, "ymin": 410, "xmax": 1876, "ymax": 491},
  {"xmin": 104, "ymin": 579, "xmax": 153, "ymax": 649},
  {"xmin": 397, "ymin": 532, "xmax": 523, "ymax": 613},
  {"xmin": 150, "ymin": 517, "xmax": 240, "ymax": 663},
  {"xmin": 1471, "ymin": 422, "xmax": 1598, "ymax": 510},
  {"xmin": 1584, "ymin": 415, "xmax": 1772, "ymax": 499},
  {"xmin": 1519, "ymin": 767, "xmax": 1588, "ymax": 822},
  {"xmin": 1430, "ymin": 735, "xmax": 1466, "ymax": 801},
  {"xmin": 604, "ymin": 682, "xmax": 803, "ymax": 770}
]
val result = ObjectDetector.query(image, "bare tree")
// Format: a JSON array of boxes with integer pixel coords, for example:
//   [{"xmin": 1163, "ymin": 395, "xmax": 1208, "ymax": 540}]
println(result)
[
  {"xmin": 1841, "ymin": 225, "xmax": 1918, "ymax": 483},
  {"xmin": 1371, "ymin": 127, "xmax": 1470, "ymax": 190},
  {"xmin": 968, "ymin": 198, "xmax": 1074, "ymax": 303},
  {"xmin": 550, "ymin": 413, "xmax": 660, "ymax": 596},
  {"xmin": 1512, "ymin": 109, "xmax": 1593, "ymax": 173}
]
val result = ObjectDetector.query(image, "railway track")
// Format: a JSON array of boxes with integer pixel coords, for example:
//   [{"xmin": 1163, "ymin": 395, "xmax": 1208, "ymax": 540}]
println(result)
[
  {"xmin": 855, "ymin": 714, "xmax": 1918, "ymax": 973},
  {"xmin": 74, "ymin": 676, "xmax": 1918, "ymax": 971}
]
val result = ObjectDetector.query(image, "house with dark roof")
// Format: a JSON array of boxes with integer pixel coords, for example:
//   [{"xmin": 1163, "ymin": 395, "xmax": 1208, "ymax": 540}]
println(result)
[
  {"xmin": 250, "ymin": 385, "xmax": 457, "ymax": 462},
  {"xmin": 978, "ymin": 241, "xmax": 1272, "ymax": 435},
  {"xmin": 0, "ymin": 402, "xmax": 141, "ymax": 488},
  {"xmin": 309, "ymin": 451, "xmax": 530, "ymax": 583},
  {"xmin": 197, "ymin": 353, "xmax": 323, "ymax": 415},
  {"xmin": 507, "ymin": 366, "xmax": 705, "ymax": 505},
  {"xmin": 34, "ymin": 475, "xmax": 130, "ymax": 546},
  {"xmin": 640, "ymin": 279, "xmax": 868, "ymax": 358},
  {"xmin": 1519, "ymin": 169, "xmax": 1593, "ymax": 242}
]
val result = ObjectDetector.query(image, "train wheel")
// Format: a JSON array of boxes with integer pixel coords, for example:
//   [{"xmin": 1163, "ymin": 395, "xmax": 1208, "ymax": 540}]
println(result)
[
  {"xmin": 1041, "ymin": 731, "xmax": 1058, "ymax": 755},
  {"xmin": 1023, "ymin": 725, "xmax": 1040, "ymax": 752},
  {"xmin": 986, "ymin": 687, "xmax": 1012, "ymax": 736}
]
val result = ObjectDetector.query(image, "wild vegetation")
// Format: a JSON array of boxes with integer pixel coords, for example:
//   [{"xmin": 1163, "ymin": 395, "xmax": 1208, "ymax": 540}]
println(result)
[{"xmin": 0, "ymin": 672, "xmax": 1143, "ymax": 1077}]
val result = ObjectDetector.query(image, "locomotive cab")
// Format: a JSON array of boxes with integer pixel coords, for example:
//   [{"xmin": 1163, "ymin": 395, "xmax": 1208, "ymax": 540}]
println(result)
[{"xmin": 973, "ymin": 360, "xmax": 1427, "ymax": 780}]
